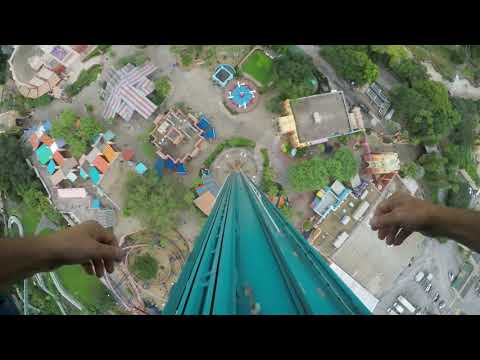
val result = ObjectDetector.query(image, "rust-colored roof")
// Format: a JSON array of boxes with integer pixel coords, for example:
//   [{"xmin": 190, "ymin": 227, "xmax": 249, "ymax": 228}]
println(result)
[
  {"xmin": 193, "ymin": 191, "xmax": 216, "ymax": 216},
  {"xmin": 30, "ymin": 134, "xmax": 40, "ymax": 150},
  {"xmin": 71, "ymin": 45, "xmax": 89, "ymax": 53},
  {"xmin": 53, "ymin": 151, "xmax": 65, "ymax": 166},
  {"xmin": 121, "ymin": 148, "xmax": 135, "ymax": 161},
  {"xmin": 93, "ymin": 155, "xmax": 109, "ymax": 174},
  {"xmin": 40, "ymin": 134, "xmax": 54, "ymax": 146},
  {"xmin": 102, "ymin": 144, "xmax": 118, "ymax": 163}
]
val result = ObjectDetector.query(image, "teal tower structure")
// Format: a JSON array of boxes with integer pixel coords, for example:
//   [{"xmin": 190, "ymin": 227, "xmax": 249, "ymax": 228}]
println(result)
[{"xmin": 164, "ymin": 172, "xmax": 370, "ymax": 315}]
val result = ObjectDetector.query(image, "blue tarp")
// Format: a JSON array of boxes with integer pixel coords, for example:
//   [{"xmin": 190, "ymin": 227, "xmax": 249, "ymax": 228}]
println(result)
[
  {"xmin": 56, "ymin": 138, "xmax": 66, "ymax": 148},
  {"xmin": 47, "ymin": 160, "xmax": 56, "ymax": 174},
  {"xmin": 155, "ymin": 158, "xmax": 164, "ymax": 176},
  {"xmin": 135, "ymin": 162, "xmax": 148, "ymax": 175},
  {"xmin": 79, "ymin": 168, "xmax": 89, "ymax": 179},
  {"xmin": 176, "ymin": 162, "xmax": 187, "ymax": 175},
  {"xmin": 166, "ymin": 158, "xmax": 175, "ymax": 172}
]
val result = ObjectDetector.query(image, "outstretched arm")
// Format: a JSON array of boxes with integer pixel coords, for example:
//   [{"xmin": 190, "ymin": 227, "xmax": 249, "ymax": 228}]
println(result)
[
  {"xmin": 370, "ymin": 191, "xmax": 480, "ymax": 252},
  {"xmin": 0, "ymin": 221, "xmax": 125, "ymax": 292}
]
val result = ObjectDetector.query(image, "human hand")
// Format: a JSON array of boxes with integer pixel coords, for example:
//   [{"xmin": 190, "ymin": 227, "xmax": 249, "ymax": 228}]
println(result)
[
  {"xmin": 369, "ymin": 192, "xmax": 436, "ymax": 246},
  {"xmin": 42, "ymin": 221, "xmax": 125, "ymax": 277}
]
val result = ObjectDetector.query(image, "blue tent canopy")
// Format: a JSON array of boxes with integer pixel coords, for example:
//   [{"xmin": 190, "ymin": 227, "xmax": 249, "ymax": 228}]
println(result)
[
  {"xmin": 166, "ymin": 158, "xmax": 175, "ymax": 172},
  {"xmin": 89, "ymin": 166, "xmax": 101, "ymax": 185},
  {"xmin": 155, "ymin": 158, "xmax": 165, "ymax": 176},
  {"xmin": 176, "ymin": 162, "xmax": 187, "ymax": 175},
  {"xmin": 197, "ymin": 117, "xmax": 210, "ymax": 130}
]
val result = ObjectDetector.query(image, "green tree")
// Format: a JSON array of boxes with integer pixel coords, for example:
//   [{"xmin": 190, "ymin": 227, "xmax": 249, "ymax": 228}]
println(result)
[
  {"xmin": 389, "ymin": 59, "xmax": 428, "ymax": 86},
  {"xmin": 0, "ymin": 135, "xmax": 37, "ymax": 199},
  {"xmin": 321, "ymin": 46, "xmax": 379, "ymax": 86},
  {"xmin": 150, "ymin": 76, "xmax": 171, "ymax": 105},
  {"xmin": 131, "ymin": 253, "xmax": 158, "ymax": 281},
  {"xmin": 288, "ymin": 157, "xmax": 329, "ymax": 192},
  {"xmin": 273, "ymin": 51, "xmax": 317, "ymax": 98},
  {"xmin": 20, "ymin": 187, "xmax": 63, "ymax": 224},
  {"xmin": 400, "ymin": 162, "xmax": 424, "ymax": 179},
  {"xmin": 124, "ymin": 172, "xmax": 190, "ymax": 233},
  {"xmin": 330, "ymin": 147, "xmax": 358, "ymax": 182},
  {"xmin": 51, "ymin": 110, "xmax": 104, "ymax": 158}
]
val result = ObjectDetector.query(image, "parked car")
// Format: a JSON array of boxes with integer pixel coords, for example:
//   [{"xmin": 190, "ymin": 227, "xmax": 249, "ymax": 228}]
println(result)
[
  {"xmin": 425, "ymin": 283, "xmax": 432, "ymax": 293},
  {"xmin": 448, "ymin": 271, "xmax": 455, "ymax": 283},
  {"xmin": 438, "ymin": 300, "xmax": 446, "ymax": 310},
  {"xmin": 359, "ymin": 103, "xmax": 370, "ymax": 114},
  {"xmin": 433, "ymin": 292, "xmax": 440, "ymax": 303}
]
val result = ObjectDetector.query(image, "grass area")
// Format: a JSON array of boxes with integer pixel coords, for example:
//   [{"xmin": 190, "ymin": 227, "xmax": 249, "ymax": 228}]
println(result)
[
  {"xmin": 240, "ymin": 50, "xmax": 274, "ymax": 87},
  {"xmin": 116, "ymin": 51, "xmax": 147, "ymax": 68},
  {"xmin": 137, "ymin": 125, "xmax": 157, "ymax": 162},
  {"xmin": 56, "ymin": 264, "xmax": 114, "ymax": 313},
  {"xmin": 65, "ymin": 64, "xmax": 102, "ymax": 97},
  {"xmin": 38, "ymin": 228, "xmax": 55, "ymax": 237},
  {"xmin": 10, "ymin": 206, "xmax": 41, "ymax": 236},
  {"xmin": 203, "ymin": 137, "xmax": 256, "ymax": 167}
]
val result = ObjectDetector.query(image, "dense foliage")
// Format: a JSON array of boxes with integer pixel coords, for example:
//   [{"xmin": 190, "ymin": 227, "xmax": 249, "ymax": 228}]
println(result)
[
  {"xmin": 260, "ymin": 148, "xmax": 281, "ymax": 197},
  {"xmin": 124, "ymin": 172, "xmax": 191, "ymax": 233},
  {"xmin": 131, "ymin": 253, "xmax": 158, "ymax": 281},
  {"xmin": 391, "ymin": 80, "xmax": 460, "ymax": 145},
  {"xmin": 272, "ymin": 48, "xmax": 317, "ymax": 99},
  {"xmin": 288, "ymin": 147, "xmax": 358, "ymax": 192},
  {"xmin": 321, "ymin": 46, "xmax": 379, "ymax": 86},
  {"xmin": 116, "ymin": 51, "xmax": 148, "ymax": 68},
  {"xmin": 0, "ymin": 135, "xmax": 37, "ymax": 199},
  {"xmin": 150, "ymin": 76, "xmax": 171, "ymax": 105},
  {"xmin": 51, "ymin": 109, "xmax": 104, "ymax": 158}
]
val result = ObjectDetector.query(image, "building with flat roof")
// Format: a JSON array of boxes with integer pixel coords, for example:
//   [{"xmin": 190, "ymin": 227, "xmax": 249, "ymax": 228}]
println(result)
[
  {"xmin": 311, "ymin": 180, "xmax": 352, "ymax": 222},
  {"xmin": 278, "ymin": 91, "xmax": 361, "ymax": 148}
]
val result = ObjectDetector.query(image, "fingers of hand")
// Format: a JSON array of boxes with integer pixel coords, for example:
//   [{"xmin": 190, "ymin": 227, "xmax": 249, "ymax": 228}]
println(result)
[
  {"xmin": 370, "ymin": 211, "xmax": 400, "ymax": 230},
  {"xmin": 385, "ymin": 226, "xmax": 399, "ymax": 246},
  {"xmin": 82, "ymin": 262, "xmax": 94, "ymax": 276},
  {"xmin": 104, "ymin": 258, "xmax": 115, "ymax": 274},
  {"xmin": 393, "ymin": 228, "xmax": 412, "ymax": 247},
  {"xmin": 92, "ymin": 258, "xmax": 104, "ymax": 278}
]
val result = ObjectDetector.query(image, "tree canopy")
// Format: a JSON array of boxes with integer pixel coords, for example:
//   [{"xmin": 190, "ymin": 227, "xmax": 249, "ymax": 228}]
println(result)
[
  {"xmin": 124, "ymin": 172, "xmax": 191, "ymax": 233},
  {"xmin": 288, "ymin": 147, "xmax": 358, "ymax": 192},
  {"xmin": 0, "ymin": 135, "xmax": 37, "ymax": 199},
  {"xmin": 51, "ymin": 109, "xmax": 104, "ymax": 158},
  {"xmin": 391, "ymin": 80, "xmax": 460, "ymax": 145},
  {"xmin": 272, "ymin": 50, "xmax": 317, "ymax": 99},
  {"xmin": 321, "ymin": 46, "xmax": 379, "ymax": 86}
]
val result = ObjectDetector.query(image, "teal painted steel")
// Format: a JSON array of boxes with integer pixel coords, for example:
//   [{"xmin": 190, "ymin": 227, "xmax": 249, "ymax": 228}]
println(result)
[{"xmin": 164, "ymin": 172, "xmax": 370, "ymax": 315}]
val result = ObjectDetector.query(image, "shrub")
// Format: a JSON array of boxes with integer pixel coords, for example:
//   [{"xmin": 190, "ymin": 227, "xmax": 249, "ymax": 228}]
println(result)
[
  {"xmin": 116, "ymin": 51, "xmax": 148, "ymax": 68},
  {"xmin": 131, "ymin": 253, "xmax": 158, "ymax": 281},
  {"xmin": 65, "ymin": 64, "xmax": 102, "ymax": 97},
  {"xmin": 203, "ymin": 137, "xmax": 256, "ymax": 167}
]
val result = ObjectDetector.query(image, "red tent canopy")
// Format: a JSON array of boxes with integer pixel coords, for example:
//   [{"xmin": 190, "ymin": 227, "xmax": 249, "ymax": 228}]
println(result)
[{"xmin": 122, "ymin": 148, "xmax": 135, "ymax": 161}]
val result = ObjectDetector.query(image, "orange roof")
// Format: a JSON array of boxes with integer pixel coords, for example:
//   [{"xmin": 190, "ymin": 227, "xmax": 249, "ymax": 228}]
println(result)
[
  {"xmin": 93, "ymin": 155, "xmax": 109, "ymax": 174},
  {"xmin": 53, "ymin": 151, "xmax": 65, "ymax": 166},
  {"xmin": 40, "ymin": 134, "xmax": 54, "ymax": 146},
  {"xmin": 30, "ymin": 134, "xmax": 40, "ymax": 150},
  {"xmin": 102, "ymin": 144, "xmax": 118, "ymax": 163}
]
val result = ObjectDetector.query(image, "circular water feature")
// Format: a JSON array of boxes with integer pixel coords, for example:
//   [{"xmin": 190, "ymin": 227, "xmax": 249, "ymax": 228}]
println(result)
[{"xmin": 223, "ymin": 78, "xmax": 259, "ymax": 113}]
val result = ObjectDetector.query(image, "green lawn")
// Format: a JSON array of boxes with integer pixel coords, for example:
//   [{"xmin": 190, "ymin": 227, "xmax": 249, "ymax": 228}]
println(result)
[
  {"xmin": 56, "ymin": 265, "xmax": 114, "ymax": 313},
  {"xmin": 38, "ymin": 228, "xmax": 55, "ymax": 237},
  {"xmin": 241, "ymin": 50, "xmax": 274, "ymax": 87}
]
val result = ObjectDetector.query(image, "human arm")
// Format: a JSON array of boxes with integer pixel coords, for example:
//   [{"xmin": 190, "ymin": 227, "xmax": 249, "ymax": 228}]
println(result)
[
  {"xmin": 0, "ymin": 221, "xmax": 125, "ymax": 292},
  {"xmin": 369, "ymin": 191, "xmax": 480, "ymax": 252}
]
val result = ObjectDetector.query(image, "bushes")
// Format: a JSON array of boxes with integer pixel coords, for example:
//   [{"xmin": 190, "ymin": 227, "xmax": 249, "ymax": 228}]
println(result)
[
  {"xmin": 65, "ymin": 64, "xmax": 102, "ymax": 97},
  {"xmin": 203, "ymin": 137, "xmax": 256, "ymax": 167},
  {"xmin": 260, "ymin": 148, "xmax": 281, "ymax": 197},
  {"xmin": 288, "ymin": 147, "xmax": 358, "ymax": 192},
  {"xmin": 321, "ymin": 46, "xmax": 379, "ymax": 86},
  {"xmin": 149, "ymin": 76, "xmax": 171, "ymax": 105},
  {"xmin": 116, "ymin": 51, "xmax": 148, "ymax": 68},
  {"xmin": 83, "ymin": 45, "xmax": 111, "ymax": 62}
]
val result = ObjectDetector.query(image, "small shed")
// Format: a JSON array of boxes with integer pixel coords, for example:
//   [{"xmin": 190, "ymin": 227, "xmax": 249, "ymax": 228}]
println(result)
[
  {"xmin": 194, "ymin": 190, "xmax": 216, "ymax": 216},
  {"xmin": 35, "ymin": 144, "xmax": 53, "ymax": 165},
  {"xmin": 47, "ymin": 160, "xmax": 56, "ymax": 175},
  {"xmin": 89, "ymin": 166, "xmax": 101, "ymax": 185},
  {"xmin": 103, "ymin": 130, "xmax": 116, "ymax": 142}
]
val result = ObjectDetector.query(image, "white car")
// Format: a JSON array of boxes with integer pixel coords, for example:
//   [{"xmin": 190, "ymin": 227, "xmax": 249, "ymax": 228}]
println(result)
[
  {"xmin": 438, "ymin": 300, "xmax": 446, "ymax": 310},
  {"xmin": 425, "ymin": 283, "xmax": 432, "ymax": 293}
]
